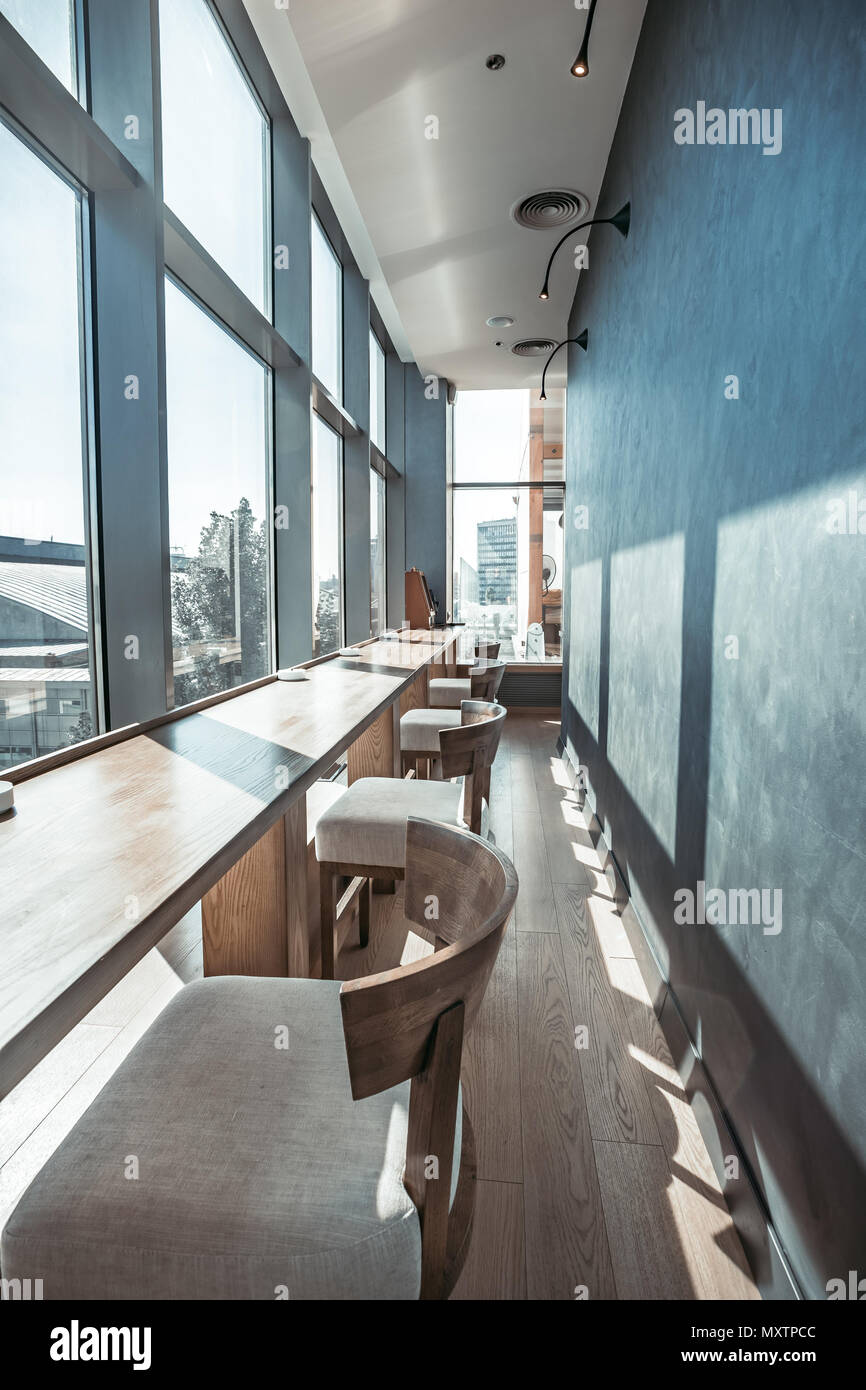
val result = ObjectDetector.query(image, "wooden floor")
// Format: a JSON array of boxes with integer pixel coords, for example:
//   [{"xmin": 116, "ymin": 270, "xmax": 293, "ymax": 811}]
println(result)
[{"xmin": 0, "ymin": 713, "xmax": 759, "ymax": 1301}]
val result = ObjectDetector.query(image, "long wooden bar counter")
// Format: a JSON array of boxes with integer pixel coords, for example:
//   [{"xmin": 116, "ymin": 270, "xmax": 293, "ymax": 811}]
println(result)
[{"xmin": 0, "ymin": 628, "xmax": 464, "ymax": 1098}]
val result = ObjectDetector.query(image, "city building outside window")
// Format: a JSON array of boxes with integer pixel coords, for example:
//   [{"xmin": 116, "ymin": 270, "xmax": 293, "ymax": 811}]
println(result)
[{"xmin": 451, "ymin": 388, "xmax": 565, "ymax": 661}]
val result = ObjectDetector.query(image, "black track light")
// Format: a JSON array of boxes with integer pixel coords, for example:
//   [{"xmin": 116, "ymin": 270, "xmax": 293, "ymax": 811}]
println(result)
[
  {"xmin": 538, "ymin": 202, "xmax": 630, "ymax": 300},
  {"xmin": 539, "ymin": 331, "xmax": 588, "ymax": 401},
  {"xmin": 571, "ymin": 0, "xmax": 599, "ymax": 77}
]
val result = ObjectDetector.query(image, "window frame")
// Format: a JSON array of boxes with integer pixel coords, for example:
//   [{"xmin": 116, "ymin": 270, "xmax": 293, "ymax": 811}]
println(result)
[{"xmin": 448, "ymin": 392, "xmax": 566, "ymax": 665}]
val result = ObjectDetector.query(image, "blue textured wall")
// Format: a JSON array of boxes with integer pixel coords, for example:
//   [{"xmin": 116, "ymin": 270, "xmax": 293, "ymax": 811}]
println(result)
[
  {"xmin": 404, "ymin": 370, "xmax": 447, "ymax": 621},
  {"xmin": 562, "ymin": 0, "xmax": 866, "ymax": 1297}
]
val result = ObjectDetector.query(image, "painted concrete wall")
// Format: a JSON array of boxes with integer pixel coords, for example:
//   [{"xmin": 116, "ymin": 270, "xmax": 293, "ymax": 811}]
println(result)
[
  {"xmin": 405, "ymin": 370, "xmax": 447, "ymax": 622},
  {"xmin": 562, "ymin": 0, "xmax": 866, "ymax": 1297}
]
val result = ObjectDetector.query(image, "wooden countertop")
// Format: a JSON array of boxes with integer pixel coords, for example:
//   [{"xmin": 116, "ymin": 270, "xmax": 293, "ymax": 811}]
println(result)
[{"xmin": 0, "ymin": 628, "xmax": 463, "ymax": 1096}]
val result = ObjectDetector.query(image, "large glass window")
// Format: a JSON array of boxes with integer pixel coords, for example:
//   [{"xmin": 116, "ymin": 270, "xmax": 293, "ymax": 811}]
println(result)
[
  {"xmin": 0, "ymin": 0, "xmax": 77, "ymax": 95},
  {"xmin": 451, "ymin": 389, "xmax": 565, "ymax": 661},
  {"xmin": 370, "ymin": 468, "xmax": 387, "ymax": 637},
  {"xmin": 0, "ymin": 120, "xmax": 95, "ymax": 769},
  {"xmin": 159, "ymin": 0, "xmax": 269, "ymax": 312},
  {"xmin": 369, "ymin": 329, "xmax": 386, "ymax": 453},
  {"xmin": 164, "ymin": 279, "xmax": 271, "ymax": 706},
  {"xmin": 311, "ymin": 415, "xmax": 344, "ymax": 657},
  {"xmin": 311, "ymin": 214, "xmax": 342, "ymax": 400}
]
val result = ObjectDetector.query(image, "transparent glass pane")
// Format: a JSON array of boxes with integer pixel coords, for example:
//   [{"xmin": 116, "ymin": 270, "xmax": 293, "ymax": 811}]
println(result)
[
  {"xmin": 454, "ymin": 389, "xmax": 529, "ymax": 483},
  {"xmin": 370, "ymin": 469, "xmax": 386, "ymax": 637},
  {"xmin": 452, "ymin": 487, "xmax": 564, "ymax": 662},
  {"xmin": 369, "ymin": 329, "xmax": 386, "ymax": 452},
  {"xmin": 312, "ymin": 216, "xmax": 342, "ymax": 400},
  {"xmin": 160, "ymin": 0, "xmax": 268, "ymax": 311},
  {"xmin": 0, "ymin": 121, "xmax": 94, "ymax": 769},
  {"xmin": 0, "ymin": 0, "xmax": 76, "ymax": 95},
  {"xmin": 311, "ymin": 415, "xmax": 343, "ymax": 657},
  {"xmin": 165, "ymin": 280, "xmax": 271, "ymax": 705}
]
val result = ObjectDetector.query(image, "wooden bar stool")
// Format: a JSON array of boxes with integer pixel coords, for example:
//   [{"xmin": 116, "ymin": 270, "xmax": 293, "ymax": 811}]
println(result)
[
  {"xmin": 400, "ymin": 697, "xmax": 502, "ymax": 781},
  {"xmin": 316, "ymin": 702, "xmax": 506, "ymax": 978},
  {"xmin": 428, "ymin": 657, "xmax": 506, "ymax": 709},
  {"xmin": 0, "ymin": 819, "xmax": 517, "ymax": 1301}
]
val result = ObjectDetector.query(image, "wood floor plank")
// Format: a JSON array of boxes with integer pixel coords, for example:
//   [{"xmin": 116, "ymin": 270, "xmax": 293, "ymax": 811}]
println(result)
[
  {"xmin": 593, "ymin": 1139, "xmax": 699, "ymax": 1299},
  {"xmin": 555, "ymin": 884, "xmax": 661, "ymax": 1146},
  {"xmin": 517, "ymin": 931, "xmax": 617, "ymax": 1300},
  {"xmin": 608, "ymin": 957, "xmax": 760, "ymax": 1300},
  {"xmin": 450, "ymin": 1178, "xmax": 526, "ymax": 1300},
  {"xmin": 511, "ymin": 813, "xmax": 557, "ymax": 932},
  {"xmin": 462, "ymin": 922, "xmax": 522, "ymax": 1182}
]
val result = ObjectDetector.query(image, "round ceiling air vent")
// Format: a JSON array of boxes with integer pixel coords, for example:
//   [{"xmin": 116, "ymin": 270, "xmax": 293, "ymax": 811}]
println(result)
[
  {"xmin": 511, "ymin": 189, "xmax": 589, "ymax": 230},
  {"xmin": 511, "ymin": 338, "xmax": 557, "ymax": 357},
  {"xmin": 486, "ymin": 315, "xmax": 514, "ymax": 328}
]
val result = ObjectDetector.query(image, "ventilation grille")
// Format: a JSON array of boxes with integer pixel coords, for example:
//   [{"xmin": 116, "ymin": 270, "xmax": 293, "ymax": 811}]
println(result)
[
  {"xmin": 511, "ymin": 338, "xmax": 557, "ymax": 357},
  {"xmin": 512, "ymin": 189, "xmax": 589, "ymax": 230}
]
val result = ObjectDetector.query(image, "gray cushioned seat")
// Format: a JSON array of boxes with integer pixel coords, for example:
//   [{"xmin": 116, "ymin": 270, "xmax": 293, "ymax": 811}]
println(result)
[
  {"xmin": 399, "ymin": 706, "xmax": 461, "ymax": 753},
  {"xmin": 0, "ymin": 977, "xmax": 460, "ymax": 1301},
  {"xmin": 315, "ymin": 776, "xmax": 463, "ymax": 865},
  {"xmin": 428, "ymin": 677, "xmax": 471, "ymax": 708}
]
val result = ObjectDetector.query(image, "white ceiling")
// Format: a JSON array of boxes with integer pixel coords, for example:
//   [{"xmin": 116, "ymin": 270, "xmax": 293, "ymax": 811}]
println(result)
[{"xmin": 244, "ymin": 0, "xmax": 646, "ymax": 389}]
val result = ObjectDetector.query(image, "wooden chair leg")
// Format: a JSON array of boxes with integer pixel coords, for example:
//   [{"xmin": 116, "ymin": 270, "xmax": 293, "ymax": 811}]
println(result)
[
  {"xmin": 373, "ymin": 877, "xmax": 396, "ymax": 894},
  {"xmin": 320, "ymin": 862, "xmax": 337, "ymax": 979},
  {"xmin": 404, "ymin": 1002, "xmax": 465, "ymax": 1300},
  {"xmin": 359, "ymin": 876, "xmax": 372, "ymax": 947},
  {"xmin": 465, "ymin": 769, "xmax": 484, "ymax": 836}
]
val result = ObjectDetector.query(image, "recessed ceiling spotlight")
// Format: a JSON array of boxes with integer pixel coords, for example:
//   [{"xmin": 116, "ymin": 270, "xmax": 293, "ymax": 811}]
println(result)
[
  {"xmin": 487, "ymin": 315, "xmax": 514, "ymax": 328},
  {"xmin": 485, "ymin": 54, "xmax": 506, "ymax": 71}
]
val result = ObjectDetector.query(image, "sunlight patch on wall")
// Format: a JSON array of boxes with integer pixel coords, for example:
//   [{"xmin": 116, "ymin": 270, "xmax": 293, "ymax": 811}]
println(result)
[
  {"xmin": 568, "ymin": 558, "xmax": 603, "ymax": 740},
  {"xmin": 608, "ymin": 533, "xmax": 684, "ymax": 859}
]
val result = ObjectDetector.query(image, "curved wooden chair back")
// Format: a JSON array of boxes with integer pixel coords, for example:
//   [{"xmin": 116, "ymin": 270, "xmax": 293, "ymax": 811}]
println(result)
[
  {"xmin": 437, "ymin": 699, "xmax": 505, "ymax": 833},
  {"xmin": 339, "ymin": 817, "xmax": 518, "ymax": 1298},
  {"xmin": 474, "ymin": 641, "xmax": 501, "ymax": 659},
  {"xmin": 470, "ymin": 658, "xmax": 506, "ymax": 702},
  {"xmin": 437, "ymin": 699, "xmax": 505, "ymax": 781}
]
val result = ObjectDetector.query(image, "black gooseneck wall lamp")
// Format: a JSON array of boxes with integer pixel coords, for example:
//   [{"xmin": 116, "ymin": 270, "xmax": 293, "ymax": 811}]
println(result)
[
  {"xmin": 539, "ymin": 330, "xmax": 588, "ymax": 401},
  {"xmin": 538, "ymin": 202, "xmax": 630, "ymax": 300},
  {"xmin": 571, "ymin": 0, "xmax": 599, "ymax": 77}
]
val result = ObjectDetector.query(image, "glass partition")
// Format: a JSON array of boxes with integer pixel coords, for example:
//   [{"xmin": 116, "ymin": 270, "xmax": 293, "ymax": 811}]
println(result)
[{"xmin": 451, "ymin": 388, "xmax": 565, "ymax": 660}]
